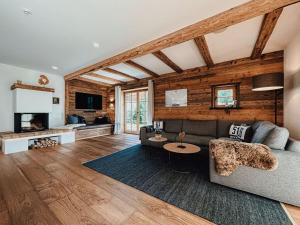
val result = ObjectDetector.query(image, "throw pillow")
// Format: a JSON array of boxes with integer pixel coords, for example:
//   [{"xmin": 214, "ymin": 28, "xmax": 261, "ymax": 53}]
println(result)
[
  {"xmin": 94, "ymin": 116, "xmax": 109, "ymax": 124},
  {"xmin": 67, "ymin": 115, "xmax": 79, "ymax": 124},
  {"xmin": 77, "ymin": 115, "xmax": 86, "ymax": 124},
  {"xmin": 229, "ymin": 124, "xmax": 253, "ymax": 142},
  {"xmin": 286, "ymin": 138, "xmax": 300, "ymax": 153},
  {"xmin": 263, "ymin": 126, "xmax": 289, "ymax": 150},
  {"xmin": 251, "ymin": 121, "xmax": 276, "ymax": 143}
]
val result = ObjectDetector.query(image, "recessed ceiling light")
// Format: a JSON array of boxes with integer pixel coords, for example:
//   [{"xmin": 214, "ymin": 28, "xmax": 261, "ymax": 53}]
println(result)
[
  {"xmin": 23, "ymin": 8, "xmax": 32, "ymax": 15},
  {"xmin": 51, "ymin": 66, "xmax": 59, "ymax": 70},
  {"xmin": 93, "ymin": 42, "xmax": 100, "ymax": 48}
]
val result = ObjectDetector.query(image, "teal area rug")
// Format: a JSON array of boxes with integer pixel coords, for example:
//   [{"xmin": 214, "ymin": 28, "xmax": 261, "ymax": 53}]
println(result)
[{"xmin": 83, "ymin": 145, "xmax": 292, "ymax": 225}]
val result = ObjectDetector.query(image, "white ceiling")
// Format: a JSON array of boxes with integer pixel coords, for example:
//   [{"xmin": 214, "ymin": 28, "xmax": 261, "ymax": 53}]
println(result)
[
  {"xmin": 0, "ymin": 0, "xmax": 300, "ymax": 84},
  {"xmin": 0, "ymin": 0, "xmax": 249, "ymax": 75},
  {"xmin": 205, "ymin": 16, "xmax": 263, "ymax": 63}
]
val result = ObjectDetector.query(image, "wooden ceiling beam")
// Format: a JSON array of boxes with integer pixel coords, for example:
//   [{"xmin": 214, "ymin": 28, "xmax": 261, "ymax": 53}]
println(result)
[
  {"xmin": 251, "ymin": 8, "xmax": 283, "ymax": 59},
  {"xmin": 152, "ymin": 51, "xmax": 183, "ymax": 73},
  {"xmin": 86, "ymin": 72, "xmax": 124, "ymax": 83},
  {"xmin": 118, "ymin": 51, "xmax": 283, "ymax": 85},
  {"xmin": 76, "ymin": 77, "xmax": 112, "ymax": 87},
  {"xmin": 103, "ymin": 68, "xmax": 139, "ymax": 81},
  {"xmin": 124, "ymin": 60, "xmax": 160, "ymax": 78},
  {"xmin": 65, "ymin": 0, "xmax": 298, "ymax": 80},
  {"xmin": 194, "ymin": 36, "xmax": 214, "ymax": 67}
]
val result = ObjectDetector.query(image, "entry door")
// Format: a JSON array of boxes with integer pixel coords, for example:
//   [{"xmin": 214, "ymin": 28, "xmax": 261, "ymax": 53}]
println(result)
[{"xmin": 124, "ymin": 90, "xmax": 148, "ymax": 134}]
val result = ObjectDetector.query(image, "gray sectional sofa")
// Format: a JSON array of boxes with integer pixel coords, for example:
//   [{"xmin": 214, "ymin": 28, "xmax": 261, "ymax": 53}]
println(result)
[{"xmin": 140, "ymin": 119, "xmax": 300, "ymax": 207}]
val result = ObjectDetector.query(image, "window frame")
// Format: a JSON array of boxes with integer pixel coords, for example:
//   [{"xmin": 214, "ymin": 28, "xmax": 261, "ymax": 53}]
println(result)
[{"xmin": 211, "ymin": 83, "xmax": 240, "ymax": 109}]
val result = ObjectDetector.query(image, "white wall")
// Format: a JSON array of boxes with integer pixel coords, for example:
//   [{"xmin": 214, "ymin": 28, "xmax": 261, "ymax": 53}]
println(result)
[
  {"xmin": 284, "ymin": 30, "xmax": 300, "ymax": 139},
  {"xmin": 0, "ymin": 63, "xmax": 65, "ymax": 132}
]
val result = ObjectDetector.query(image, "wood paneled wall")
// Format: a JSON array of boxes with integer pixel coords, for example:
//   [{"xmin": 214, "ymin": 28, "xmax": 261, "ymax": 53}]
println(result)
[
  {"xmin": 153, "ymin": 54, "xmax": 283, "ymax": 124},
  {"xmin": 65, "ymin": 79, "xmax": 109, "ymax": 123},
  {"xmin": 111, "ymin": 51, "xmax": 284, "ymax": 125}
]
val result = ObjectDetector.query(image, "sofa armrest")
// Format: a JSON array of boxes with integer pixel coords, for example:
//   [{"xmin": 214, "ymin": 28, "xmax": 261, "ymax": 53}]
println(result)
[{"xmin": 140, "ymin": 126, "xmax": 154, "ymax": 141}]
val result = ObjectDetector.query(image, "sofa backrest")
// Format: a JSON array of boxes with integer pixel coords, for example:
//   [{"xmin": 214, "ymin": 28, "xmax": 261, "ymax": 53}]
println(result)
[
  {"xmin": 182, "ymin": 120, "xmax": 217, "ymax": 137},
  {"xmin": 164, "ymin": 120, "xmax": 183, "ymax": 133}
]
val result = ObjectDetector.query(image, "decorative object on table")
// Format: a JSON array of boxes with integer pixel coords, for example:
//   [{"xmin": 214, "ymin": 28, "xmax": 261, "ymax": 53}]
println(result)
[
  {"xmin": 177, "ymin": 131, "xmax": 186, "ymax": 148},
  {"xmin": 52, "ymin": 97, "xmax": 59, "ymax": 104},
  {"xmin": 229, "ymin": 124, "xmax": 253, "ymax": 142},
  {"xmin": 38, "ymin": 74, "xmax": 49, "ymax": 86},
  {"xmin": 153, "ymin": 121, "xmax": 164, "ymax": 139},
  {"xmin": 252, "ymin": 73, "xmax": 283, "ymax": 125},
  {"xmin": 209, "ymin": 139, "xmax": 278, "ymax": 176},
  {"xmin": 210, "ymin": 83, "xmax": 240, "ymax": 114},
  {"xmin": 16, "ymin": 80, "xmax": 22, "ymax": 84},
  {"xmin": 165, "ymin": 89, "xmax": 187, "ymax": 107}
]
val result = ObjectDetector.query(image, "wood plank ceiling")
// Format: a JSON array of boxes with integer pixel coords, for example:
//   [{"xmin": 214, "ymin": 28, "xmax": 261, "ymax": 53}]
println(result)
[{"xmin": 65, "ymin": 0, "xmax": 300, "ymax": 86}]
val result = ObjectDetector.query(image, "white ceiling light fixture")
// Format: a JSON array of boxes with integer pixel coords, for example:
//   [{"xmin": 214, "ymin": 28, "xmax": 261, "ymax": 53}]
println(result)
[
  {"xmin": 51, "ymin": 66, "xmax": 59, "ymax": 70},
  {"xmin": 23, "ymin": 8, "xmax": 32, "ymax": 15},
  {"xmin": 93, "ymin": 42, "xmax": 100, "ymax": 48}
]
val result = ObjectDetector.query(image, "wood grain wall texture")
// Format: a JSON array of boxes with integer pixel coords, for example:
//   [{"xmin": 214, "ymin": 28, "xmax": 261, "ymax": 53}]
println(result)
[
  {"xmin": 109, "ymin": 52, "xmax": 283, "ymax": 125},
  {"xmin": 65, "ymin": 79, "xmax": 109, "ymax": 123},
  {"xmin": 153, "ymin": 56, "xmax": 283, "ymax": 125}
]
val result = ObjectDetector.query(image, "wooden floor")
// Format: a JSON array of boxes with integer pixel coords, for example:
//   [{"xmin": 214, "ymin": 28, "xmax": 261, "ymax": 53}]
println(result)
[{"xmin": 0, "ymin": 134, "xmax": 299, "ymax": 225}]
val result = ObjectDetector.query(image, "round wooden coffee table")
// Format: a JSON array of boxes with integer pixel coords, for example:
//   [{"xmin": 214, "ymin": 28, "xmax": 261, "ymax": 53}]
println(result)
[{"xmin": 163, "ymin": 142, "xmax": 201, "ymax": 173}]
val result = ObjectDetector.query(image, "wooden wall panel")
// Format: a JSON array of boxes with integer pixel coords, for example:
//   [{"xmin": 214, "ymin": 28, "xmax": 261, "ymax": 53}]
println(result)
[
  {"xmin": 153, "ymin": 56, "xmax": 283, "ymax": 125},
  {"xmin": 65, "ymin": 79, "xmax": 109, "ymax": 123},
  {"xmin": 108, "ymin": 52, "xmax": 284, "ymax": 125}
]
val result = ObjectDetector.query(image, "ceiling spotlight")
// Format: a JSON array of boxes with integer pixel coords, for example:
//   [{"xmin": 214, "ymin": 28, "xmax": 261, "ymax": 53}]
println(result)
[
  {"xmin": 51, "ymin": 66, "xmax": 59, "ymax": 70},
  {"xmin": 93, "ymin": 42, "xmax": 100, "ymax": 48},
  {"xmin": 23, "ymin": 8, "xmax": 32, "ymax": 15}
]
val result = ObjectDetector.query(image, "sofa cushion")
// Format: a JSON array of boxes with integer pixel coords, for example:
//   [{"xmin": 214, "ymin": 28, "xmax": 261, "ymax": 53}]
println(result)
[
  {"xmin": 251, "ymin": 121, "xmax": 276, "ymax": 143},
  {"xmin": 164, "ymin": 120, "xmax": 182, "ymax": 133},
  {"xmin": 94, "ymin": 116, "xmax": 109, "ymax": 124},
  {"xmin": 177, "ymin": 134, "xmax": 215, "ymax": 146},
  {"xmin": 263, "ymin": 126, "xmax": 289, "ymax": 150},
  {"xmin": 182, "ymin": 120, "xmax": 217, "ymax": 137},
  {"xmin": 67, "ymin": 115, "xmax": 79, "ymax": 124},
  {"xmin": 217, "ymin": 120, "xmax": 255, "ymax": 138},
  {"xmin": 286, "ymin": 138, "xmax": 300, "ymax": 153}
]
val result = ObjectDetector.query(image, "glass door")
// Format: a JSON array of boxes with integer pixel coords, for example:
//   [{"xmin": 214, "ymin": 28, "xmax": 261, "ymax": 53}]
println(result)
[{"xmin": 124, "ymin": 90, "xmax": 148, "ymax": 134}]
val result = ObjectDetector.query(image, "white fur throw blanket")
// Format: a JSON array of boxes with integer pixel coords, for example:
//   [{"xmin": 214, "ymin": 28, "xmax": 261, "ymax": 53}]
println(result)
[{"xmin": 209, "ymin": 139, "xmax": 278, "ymax": 176}]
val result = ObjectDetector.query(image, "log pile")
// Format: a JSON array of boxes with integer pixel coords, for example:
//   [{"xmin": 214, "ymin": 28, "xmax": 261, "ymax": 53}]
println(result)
[{"xmin": 30, "ymin": 138, "xmax": 58, "ymax": 149}]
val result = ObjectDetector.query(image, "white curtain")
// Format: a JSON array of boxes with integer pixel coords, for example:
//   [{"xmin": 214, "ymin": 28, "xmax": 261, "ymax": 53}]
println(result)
[
  {"xmin": 147, "ymin": 80, "xmax": 154, "ymax": 125},
  {"xmin": 114, "ymin": 86, "xmax": 122, "ymax": 134}
]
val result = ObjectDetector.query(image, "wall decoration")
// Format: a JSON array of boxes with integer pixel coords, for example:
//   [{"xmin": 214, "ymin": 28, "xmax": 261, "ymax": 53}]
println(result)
[
  {"xmin": 53, "ymin": 97, "xmax": 60, "ymax": 104},
  {"xmin": 211, "ymin": 83, "xmax": 240, "ymax": 113},
  {"xmin": 38, "ymin": 75, "xmax": 49, "ymax": 86},
  {"xmin": 165, "ymin": 89, "xmax": 187, "ymax": 107}
]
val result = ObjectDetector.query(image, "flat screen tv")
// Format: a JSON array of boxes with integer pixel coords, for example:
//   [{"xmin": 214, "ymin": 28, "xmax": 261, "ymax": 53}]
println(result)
[{"xmin": 75, "ymin": 92, "xmax": 102, "ymax": 110}]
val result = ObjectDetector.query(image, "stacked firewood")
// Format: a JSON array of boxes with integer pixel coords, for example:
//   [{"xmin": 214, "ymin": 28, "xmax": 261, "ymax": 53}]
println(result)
[{"xmin": 30, "ymin": 138, "xmax": 58, "ymax": 149}]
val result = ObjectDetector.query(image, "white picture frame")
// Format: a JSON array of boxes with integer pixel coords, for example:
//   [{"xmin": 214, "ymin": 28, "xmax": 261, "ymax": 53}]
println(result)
[{"xmin": 165, "ymin": 89, "xmax": 187, "ymax": 107}]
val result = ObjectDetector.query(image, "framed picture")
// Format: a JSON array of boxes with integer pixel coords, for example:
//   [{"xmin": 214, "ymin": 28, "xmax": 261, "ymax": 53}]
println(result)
[
  {"xmin": 165, "ymin": 89, "xmax": 187, "ymax": 107},
  {"xmin": 53, "ymin": 97, "xmax": 60, "ymax": 105},
  {"xmin": 211, "ymin": 83, "xmax": 240, "ymax": 109}
]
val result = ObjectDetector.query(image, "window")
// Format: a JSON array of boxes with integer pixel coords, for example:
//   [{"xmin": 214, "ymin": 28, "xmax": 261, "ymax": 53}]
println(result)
[{"xmin": 211, "ymin": 83, "xmax": 240, "ymax": 108}]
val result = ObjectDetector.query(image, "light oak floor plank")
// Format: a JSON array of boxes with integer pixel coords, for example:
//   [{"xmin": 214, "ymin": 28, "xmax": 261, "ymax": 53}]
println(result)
[{"xmin": 0, "ymin": 134, "xmax": 298, "ymax": 225}]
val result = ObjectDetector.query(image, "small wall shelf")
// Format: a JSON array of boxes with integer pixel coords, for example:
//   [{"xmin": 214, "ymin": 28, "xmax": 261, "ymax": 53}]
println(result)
[{"xmin": 11, "ymin": 83, "xmax": 55, "ymax": 93}]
